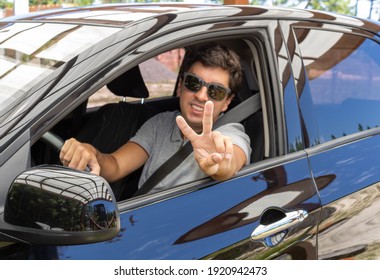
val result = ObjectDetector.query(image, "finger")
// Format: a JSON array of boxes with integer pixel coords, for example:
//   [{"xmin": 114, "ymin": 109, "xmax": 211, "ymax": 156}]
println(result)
[
  {"xmin": 212, "ymin": 131, "xmax": 225, "ymax": 154},
  {"xmin": 200, "ymin": 159, "xmax": 219, "ymax": 176},
  {"xmin": 206, "ymin": 153, "xmax": 223, "ymax": 166},
  {"xmin": 75, "ymin": 149, "xmax": 93, "ymax": 171},
  {"xmin": 88, "ymin": 161, "xmax": 101, "ymax": 176},
  {"xmin": 79, "ymin": 153, "xmax": 100, "ymax": 175},
  {"xmin": 67, "ymin": 144, "xmax": 87, "ymax": 170},
  {"xmin": 223, "ymin": 136, "xmax": 233, "ymax": 160},
  {"xmin": 176, "ymin": 115, "xmax": 198, "ymax": 142},
  {"xmin": 199, "ymin": 153, "xmax": 222, "ymax": 176},
  {"xmin": 202, "ymin": 101, "xmax": 214, "ymax": 134},
  {"xmin": 71, "ymin": 143, "xmax": 98, "ymax": 171},
  {"xmin": 60, "ymin": 138, "xmax": 75, "ymax": 166}
]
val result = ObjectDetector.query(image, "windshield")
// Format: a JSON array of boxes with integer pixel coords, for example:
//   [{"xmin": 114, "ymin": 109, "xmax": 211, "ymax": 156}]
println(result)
[{"xmin": 0, "ymin": 22, "xmax": 120, "ymax": 119}]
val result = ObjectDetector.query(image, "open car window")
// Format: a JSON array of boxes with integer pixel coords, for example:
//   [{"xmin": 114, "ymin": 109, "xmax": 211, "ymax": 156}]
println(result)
[
  {"xmin": 31, "ymin": 38, "xmax": 266, "ymax": 203},
  {"xmin": 87, "ymin": 49, "xmax": 184, "ymax": 108}
]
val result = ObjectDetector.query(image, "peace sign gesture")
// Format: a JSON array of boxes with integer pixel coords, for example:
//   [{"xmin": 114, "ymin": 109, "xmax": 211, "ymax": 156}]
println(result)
[{"xmin": 176, "ymin": 101, "xmax": 244, "ymax": 180}]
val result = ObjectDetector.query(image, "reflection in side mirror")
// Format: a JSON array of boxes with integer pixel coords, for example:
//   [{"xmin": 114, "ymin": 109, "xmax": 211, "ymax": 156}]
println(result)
[{"xmin": 0, "ymin": 165, "xmax": 120, "ymax": 245}]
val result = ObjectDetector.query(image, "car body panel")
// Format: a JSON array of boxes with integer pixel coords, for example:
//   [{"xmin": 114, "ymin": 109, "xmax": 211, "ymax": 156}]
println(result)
[
  {"xmin": 308, "ymin": 135, "xmax": 380, "ymax": 259},
  {"xmin": 32, "ymin": 156, "xmax": 319, "ymax": 260},
  {"xmin": 287, "ymin": 19, "xmax": 380, "ymax": 259},
  {"xmin": 0, "ymin": 3, "xmax": 380, "ymax": 259}
]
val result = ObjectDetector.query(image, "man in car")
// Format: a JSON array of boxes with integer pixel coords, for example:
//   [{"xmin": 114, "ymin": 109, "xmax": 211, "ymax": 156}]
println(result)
[{"xmin": 60, "ymin": 43, "xmax": 251, "ymax": 193}]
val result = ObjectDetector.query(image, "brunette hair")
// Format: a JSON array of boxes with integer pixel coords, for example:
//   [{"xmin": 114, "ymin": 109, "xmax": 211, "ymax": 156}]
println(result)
[{"xmin": 181, "ymin": 43, "xmax": 243, "ymax": 95}]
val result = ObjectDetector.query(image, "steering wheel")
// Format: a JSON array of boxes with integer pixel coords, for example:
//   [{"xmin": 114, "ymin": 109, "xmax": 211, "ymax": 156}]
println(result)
[
  {"xmin": 41, "ymin": 131, "xmax": 65, "ymax": 153},
  {"xmin": 41, "ymin": 131, "xmax": 91, "ymax": 172}
]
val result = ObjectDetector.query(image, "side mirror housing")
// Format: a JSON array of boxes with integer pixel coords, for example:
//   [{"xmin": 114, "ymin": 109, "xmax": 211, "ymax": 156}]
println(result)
[{"xmin": 0, "ymin": 165, "xmax": 120, "ymax": 245}]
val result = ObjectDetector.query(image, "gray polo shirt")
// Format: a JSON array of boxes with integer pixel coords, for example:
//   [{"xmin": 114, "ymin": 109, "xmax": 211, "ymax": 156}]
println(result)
[{"xmin": 130, "ymin": 110, "xmax": 251, "ymax": 193}]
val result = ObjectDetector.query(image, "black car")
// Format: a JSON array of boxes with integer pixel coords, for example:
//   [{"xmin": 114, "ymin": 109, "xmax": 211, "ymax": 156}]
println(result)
[{"xmin": 0, "ymin": 3, "xmax": 380, "ymax": 260}]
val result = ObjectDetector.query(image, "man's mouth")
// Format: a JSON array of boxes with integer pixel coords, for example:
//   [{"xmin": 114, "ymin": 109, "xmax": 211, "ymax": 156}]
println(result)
[{"xmin": 191, "ymin": 104, "xmax": 204, "ymax": 112}]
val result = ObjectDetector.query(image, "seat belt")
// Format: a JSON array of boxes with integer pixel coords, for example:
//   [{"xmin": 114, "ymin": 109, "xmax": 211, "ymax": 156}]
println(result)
[{"xmin": 133, "ymin": 93, "xmax": 261, "ymax": 196}]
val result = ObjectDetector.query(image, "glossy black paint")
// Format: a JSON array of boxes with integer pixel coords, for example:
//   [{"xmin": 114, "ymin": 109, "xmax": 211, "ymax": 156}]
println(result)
[
  {"xmin": 45, "ymin": 158, "xmax": 319, "ymax": 260},
  {"xmin": 307, "ymin": 135, "xmax": 380, "ymax": 259},
  {"xmin": 0, "ymin": 3, "xmax": 380, "ymax": 259}
]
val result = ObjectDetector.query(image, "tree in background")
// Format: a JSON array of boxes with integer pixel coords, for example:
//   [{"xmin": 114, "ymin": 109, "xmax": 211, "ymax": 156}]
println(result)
[
  {"xmin": 28, "ymin": 0, "xmax": 94, "ymax": 6},
  {"xmin": 304, "ymin": 0, "xmax": 354, "ymax": 15},
  {"xmin": 0, "ymin": 0, "xmax": 12, "ymax": 9},
  {"xmin": 251, "ymin": 0, "xmax": 355, "ymax": 15}
]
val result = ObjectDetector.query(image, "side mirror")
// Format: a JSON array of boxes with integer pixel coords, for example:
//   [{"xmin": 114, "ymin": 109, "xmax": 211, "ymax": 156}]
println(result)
[{"xmin": 0, "ymin": 165, "xmax": 120, "ymax": 245}]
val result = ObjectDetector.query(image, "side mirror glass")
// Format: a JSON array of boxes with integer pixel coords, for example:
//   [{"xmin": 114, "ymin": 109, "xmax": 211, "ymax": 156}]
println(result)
[{"xmin": 0, "ymin": 165, "xmax": 120, "ymax": 245}]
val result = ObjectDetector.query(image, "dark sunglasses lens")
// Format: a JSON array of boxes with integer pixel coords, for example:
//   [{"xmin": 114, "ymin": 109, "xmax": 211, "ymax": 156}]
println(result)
[
  {"xmin": 208, "ymin": 85, "xmax": 228, "ymax": 101},
  {"xmin": 184, "ymin": 75, "xmax": 202, "ymax": 92}
]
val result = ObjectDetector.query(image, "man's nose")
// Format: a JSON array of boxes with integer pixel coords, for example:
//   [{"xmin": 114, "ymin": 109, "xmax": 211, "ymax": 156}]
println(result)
[{"xmin": 194, "ymin": 86, "xmax": 209, "ymax": 102}]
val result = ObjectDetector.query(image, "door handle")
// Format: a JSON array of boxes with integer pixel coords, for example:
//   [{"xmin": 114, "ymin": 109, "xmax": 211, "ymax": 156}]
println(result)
[{"xmin": 251, "ymin": 209, "xmax": 308, "ymax": 247}]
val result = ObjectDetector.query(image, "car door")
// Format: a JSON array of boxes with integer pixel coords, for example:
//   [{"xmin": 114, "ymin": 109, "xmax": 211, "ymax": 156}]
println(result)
[
  {"xmin": 28, "ymin": 19, "xmax": 322, "ymax": 260},
  {"xmin": 290, "ymin": 20, "xmax": 380, "ymax": 259}
]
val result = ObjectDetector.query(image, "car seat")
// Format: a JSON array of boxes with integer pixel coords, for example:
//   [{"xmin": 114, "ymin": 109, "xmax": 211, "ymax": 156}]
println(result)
[
  {"xmin": 75, "ymin": 65, "xmax": 159, "ymax": 200},
  {"xmin": 234, "ymin": 62, "xmax": 264, "ymax": 163}
]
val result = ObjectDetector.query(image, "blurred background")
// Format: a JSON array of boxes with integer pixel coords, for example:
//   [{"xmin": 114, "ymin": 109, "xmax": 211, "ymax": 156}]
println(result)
[{"xmin": 0, "ymin": 0, "xmax": 379, "ymax": 20}]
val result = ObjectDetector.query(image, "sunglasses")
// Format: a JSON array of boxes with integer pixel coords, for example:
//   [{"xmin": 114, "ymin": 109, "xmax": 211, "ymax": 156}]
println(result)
[{"xmin": 183, "ymin": 72, "xmax": 231, "ymax": 101}]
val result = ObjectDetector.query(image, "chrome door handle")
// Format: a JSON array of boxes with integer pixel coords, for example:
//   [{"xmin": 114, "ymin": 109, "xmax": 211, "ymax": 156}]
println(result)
[{"xmin": 251, "ymin": 209, "xmax": 308, "ymax": 246}]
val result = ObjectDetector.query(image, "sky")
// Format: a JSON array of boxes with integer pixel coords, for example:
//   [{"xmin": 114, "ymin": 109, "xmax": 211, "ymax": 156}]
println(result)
[{"xmin": 355, "ymin": 0, "xmax": 380, "ymax": 19}]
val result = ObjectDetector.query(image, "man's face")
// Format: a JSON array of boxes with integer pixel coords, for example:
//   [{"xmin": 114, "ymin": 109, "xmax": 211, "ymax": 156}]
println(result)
[{"xmin": 177, "ymin": 62, "xmax": 233, "ymax": 133}]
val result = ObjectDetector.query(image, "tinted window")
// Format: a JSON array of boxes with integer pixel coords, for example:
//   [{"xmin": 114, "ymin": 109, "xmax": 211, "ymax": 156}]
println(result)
[
  {"xmin": 295, "ymin": 29, "xmax": 380, "ymax": 143},
  {"xmin": 0, "ymin": 23, "xmax": 119, "ymax": 111}
]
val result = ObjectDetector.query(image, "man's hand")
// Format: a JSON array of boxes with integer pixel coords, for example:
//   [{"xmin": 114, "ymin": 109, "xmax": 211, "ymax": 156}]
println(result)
[
  {"xmin": 176, "ymin": 101, "xmax": 235, "ymax": 178},
  {"xmin": 59, "ymin": 138, "xmax": 100, "ymax": 175}
]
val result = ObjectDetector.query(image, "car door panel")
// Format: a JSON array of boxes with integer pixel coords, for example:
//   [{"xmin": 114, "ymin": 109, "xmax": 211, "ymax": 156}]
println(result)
[
  {"xmin": 34, "ymin": 156, "xmax": 320, "ymax": 260},
  {"xmin": 308, "ymin": 135, "xmax": 380, "ymax": 259},
  {"xmin": 289, "ymin": 21, "xmax": 380, "ymax": 259}
]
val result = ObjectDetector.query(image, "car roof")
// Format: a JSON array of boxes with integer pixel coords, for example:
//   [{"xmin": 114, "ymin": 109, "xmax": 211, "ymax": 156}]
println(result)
[{"xmin": 1, "ymin": 3, "xmax": 379, "ymax": 32}]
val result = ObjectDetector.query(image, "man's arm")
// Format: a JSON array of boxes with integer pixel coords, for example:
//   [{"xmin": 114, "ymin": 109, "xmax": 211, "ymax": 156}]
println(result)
[{"xmin": 60, "ymin": 138, "xmax": 148, "ymax": 182}]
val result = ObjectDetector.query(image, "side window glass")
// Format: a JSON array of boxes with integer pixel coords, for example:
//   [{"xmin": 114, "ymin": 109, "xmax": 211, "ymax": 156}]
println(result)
[
  {"xmin": 295, "ymin": 29, "xmax": 380, "ymax": 143},
  {"xmin": 88, "ymin": 48, "xmax": 184, "ymax": 108}
]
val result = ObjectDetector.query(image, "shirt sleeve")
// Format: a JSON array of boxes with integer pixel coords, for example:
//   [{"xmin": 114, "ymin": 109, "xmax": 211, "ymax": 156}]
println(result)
[
  {"xmin": 216, "ymin": 123, "xmax": 252, "ymax": 165},
  {"xmin": 129, "ymin": 114, "xmax": 157, "ymax": 156}
]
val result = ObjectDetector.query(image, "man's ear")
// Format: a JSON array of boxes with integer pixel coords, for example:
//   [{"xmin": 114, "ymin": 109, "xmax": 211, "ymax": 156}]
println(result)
[{"xmin": 222, "ymin": 94, "xmax": 234, "ymax": 112}]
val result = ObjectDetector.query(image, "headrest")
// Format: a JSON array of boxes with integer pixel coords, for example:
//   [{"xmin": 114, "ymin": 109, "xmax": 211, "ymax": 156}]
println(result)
[{"xmin": 107, "ymin": 65, "xmax": 149, "ymax": 98}]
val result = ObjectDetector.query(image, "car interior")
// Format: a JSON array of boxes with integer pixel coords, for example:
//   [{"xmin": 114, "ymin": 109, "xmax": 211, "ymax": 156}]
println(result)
[{"xmin": 31, "ymin": 38, "xmax": 266, "ymax": 201}]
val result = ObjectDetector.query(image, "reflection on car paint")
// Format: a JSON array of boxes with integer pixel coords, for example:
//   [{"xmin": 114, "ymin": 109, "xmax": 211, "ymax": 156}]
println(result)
[{"xmin": 318, "ymin": 183, "xmax": 380, "ymax": 259}]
